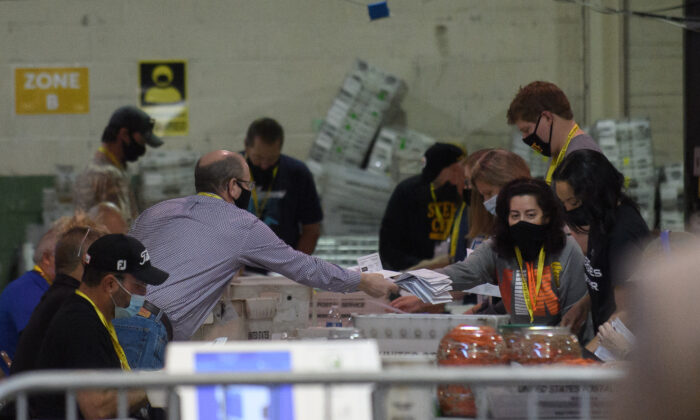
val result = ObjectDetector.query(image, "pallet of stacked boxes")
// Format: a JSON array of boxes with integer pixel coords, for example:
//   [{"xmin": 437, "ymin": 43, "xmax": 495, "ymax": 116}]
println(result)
[
  {"xmin": 138, "ymin": 149, "xmax": 199, "ymax": 209},
  {"xmin": 307, "ymin": 59, "xmax": 407, "ymax": 170},
  {"xmin": 659, "ymin": 163, "xmax": 684, "ymax": 231}
]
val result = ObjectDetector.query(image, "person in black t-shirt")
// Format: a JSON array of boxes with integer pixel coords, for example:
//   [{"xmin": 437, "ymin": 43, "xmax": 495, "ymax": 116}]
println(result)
[
  {"xmin": 379, "ymin": 143, "xmax": 466, "ymax": 271},
  {"xmin": 242, "ymin": 117, "xmax": 323, "ymax": 255},
  {"xmin": 32, "ymin": 234, "xmax": 168, "ymax": 420},
  {"xmin": 552, "ymin": 150, "xmax": 650, "ymax": 333},
  {"xmin": 11, "ymin": 226, "xmax": 107, "ymax": 376}
]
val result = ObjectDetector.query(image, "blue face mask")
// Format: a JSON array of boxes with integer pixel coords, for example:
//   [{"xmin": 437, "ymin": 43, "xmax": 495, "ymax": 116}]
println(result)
[
  {"xmin": 115, "ymin": 294, "xmax": 146, "ymax": 318},
  {"xmin": 483, "ymin": 195, "xmax": 498, "ymax": 216}
]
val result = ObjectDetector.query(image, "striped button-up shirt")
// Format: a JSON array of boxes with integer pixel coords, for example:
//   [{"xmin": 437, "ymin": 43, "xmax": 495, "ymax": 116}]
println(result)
[{"xmin": 130, "ymin": 194, "xmax": 361, "ymax": 340}]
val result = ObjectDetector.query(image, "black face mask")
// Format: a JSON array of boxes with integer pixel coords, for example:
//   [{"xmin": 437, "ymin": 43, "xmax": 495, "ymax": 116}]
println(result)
[
  {"xmin": 522, "ymin": 115, "xmax": 553, "ymax": 157},
  {"xmin": 565, "ymin": 205, "xmax": 591, "ymax": 229},
  {"xmin": 248, "ymin": 159, "xmax": 276, "ymax": 189},
  {"xmin": 434, "ymin": 182, "xmax": 461, "ymax": 204},
  {"xmin": 234, "ymin": 186, "xmax": 251, "ymax": 210},
  {"xmin": 123, "ymin": 135, "xmax": 146, "ymax": 162},
  {"xmin": 510, "ymin": 221, "xmax": 547, "ymax": 260}
]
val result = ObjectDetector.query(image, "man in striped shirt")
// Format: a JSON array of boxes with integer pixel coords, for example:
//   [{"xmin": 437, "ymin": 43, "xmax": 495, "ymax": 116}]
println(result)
[{"xmin": 130, "ymin": 150, "xmax": 398, "ymax": 340}]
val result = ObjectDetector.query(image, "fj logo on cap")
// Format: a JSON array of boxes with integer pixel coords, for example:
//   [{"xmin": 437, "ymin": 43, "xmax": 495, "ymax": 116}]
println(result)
[
  {"xmin": 117, "ymin": 260, "xmax": 127, "ymax": 271},
  {"xmin": 140, "ymin": 250, "xmax": 150, "ymax": 265}
]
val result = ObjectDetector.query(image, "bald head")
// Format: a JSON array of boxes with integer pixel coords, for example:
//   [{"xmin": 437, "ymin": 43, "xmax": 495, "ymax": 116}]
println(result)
[
  {"xmin": 88, "ymin": 202, "xmax": 128, "ymax": 234},
  {"xmin": 195, "ymin": 150, "xmax": 248, "ymax": 195}
]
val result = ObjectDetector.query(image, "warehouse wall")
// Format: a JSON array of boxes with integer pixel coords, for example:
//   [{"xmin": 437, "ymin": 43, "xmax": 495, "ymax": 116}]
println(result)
[
  {"xmin": 0, "ymin": 0, "xmax": 686, "ymax": 287},
  {"xmin": 626, "ymin": 0, "xmax": 684, "ymax": 165},
  {"xmin": 0, "ymin": 0, "xmax": 589, "ymax": 175}
]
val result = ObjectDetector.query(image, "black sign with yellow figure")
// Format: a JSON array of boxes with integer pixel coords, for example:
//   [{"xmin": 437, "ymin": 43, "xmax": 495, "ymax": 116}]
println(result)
[{"xmin": 139, "ymin": 60, "xmax": 188, "ymax": 136}]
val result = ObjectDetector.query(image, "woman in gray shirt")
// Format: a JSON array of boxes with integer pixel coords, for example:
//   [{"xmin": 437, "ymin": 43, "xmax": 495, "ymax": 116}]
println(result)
[{"xmin": 393, "ymin": 178, "xmax": 588, "ymax": 326}]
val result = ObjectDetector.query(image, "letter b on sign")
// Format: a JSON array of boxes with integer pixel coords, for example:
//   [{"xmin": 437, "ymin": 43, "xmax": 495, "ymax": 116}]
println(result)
[{"xmin": 46, "ymin": 94, "xmax": 58, "ymax": 110}]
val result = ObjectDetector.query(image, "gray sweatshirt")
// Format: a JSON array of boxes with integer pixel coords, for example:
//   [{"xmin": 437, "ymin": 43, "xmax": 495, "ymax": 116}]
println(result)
[{"xmin": 443, "ymin": 236, "xmax": 588, "ymax": 325}]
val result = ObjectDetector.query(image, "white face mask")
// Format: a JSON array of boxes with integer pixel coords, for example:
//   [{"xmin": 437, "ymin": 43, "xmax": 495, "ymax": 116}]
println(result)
[
  {"xmin": 110, "ymin": 277, "xmax": 132, "ymax": 309},
  {"xmin": 483, "ymin": 195, "xmax": 498, "ymax": 216}
]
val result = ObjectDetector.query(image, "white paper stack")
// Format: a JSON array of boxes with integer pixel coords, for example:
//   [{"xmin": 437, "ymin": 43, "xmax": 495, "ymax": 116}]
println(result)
[{"xmin": 394, "ymin": 269, "xmax": 453, "ymax": 304}]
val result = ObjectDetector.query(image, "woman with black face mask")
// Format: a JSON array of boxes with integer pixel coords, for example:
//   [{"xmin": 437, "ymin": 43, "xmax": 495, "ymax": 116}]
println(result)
[
  {"xmin": 392, "ymin": 178, "xmax": 588, "ymax": 326},
  {"xmin": 552, "ymin": 150, "xmax": 650, "ymax": 335}
]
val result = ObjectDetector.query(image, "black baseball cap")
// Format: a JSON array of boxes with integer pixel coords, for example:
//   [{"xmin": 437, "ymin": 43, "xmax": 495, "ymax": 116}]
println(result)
[
  {"xmin": 422, "ymin": 142, "xmax": 466, "ymax": 182},
  {"xmin": 84, "ymin": 234, "xmax": 169, "ymax": 285},
  {"xmin": 107, "ymin": 106, "xmax": 163, "ymax": 147}
]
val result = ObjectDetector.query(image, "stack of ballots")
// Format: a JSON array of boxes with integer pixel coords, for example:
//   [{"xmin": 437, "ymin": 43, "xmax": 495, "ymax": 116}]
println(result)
[{"xmin": 394, "ymin": 269, "xmax": 453, "ymax": 304}]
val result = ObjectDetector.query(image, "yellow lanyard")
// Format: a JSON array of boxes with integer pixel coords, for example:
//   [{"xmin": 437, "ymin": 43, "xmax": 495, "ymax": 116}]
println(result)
[
  {"xmin": 33, "ymin": 264, "xmax": 52, "ymax": 286},
  {"xmin": 75, "ymin": 290, "xmax": 131, "ymax": 371},
  {"xmin": 449, "ymin": 202, "xmax": 466, "ymax": 260},
  {"xmin": 98, "ymin": 146, "xmax": 124, "ymax": 170},
  {"xmin": 545, "ymin": 123, "xmax": 579, "ymax": 185},
  {"xmin": 197, "ymin": 192, "xmax": 224, "ymax": 200},
  {"xmin": 514, "ymin": 246, "xmax": 546, "ymax": 323},
  {"xmin": 430, "ymin": 183, "xmax": 457, "ymax": 240},
  {"xmin": 250, "ymin": 166, "xmax": 278, "ymax": 218}
]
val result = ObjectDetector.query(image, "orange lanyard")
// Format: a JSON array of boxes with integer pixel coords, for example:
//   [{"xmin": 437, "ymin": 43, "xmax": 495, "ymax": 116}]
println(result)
[
  {"xmin": 545, "ymin": 123, "xmax": 579, "ymax": 185},
  {"xmin": 514, "ymin": 246, "xmax": 546, "ymax": 323},
  {"xmin": 75, "ymin": 290, "xmax": 131, "ymax": 371}
]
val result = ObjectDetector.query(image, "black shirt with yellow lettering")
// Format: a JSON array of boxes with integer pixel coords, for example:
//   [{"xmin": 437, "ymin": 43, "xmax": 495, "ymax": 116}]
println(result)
[{"xmin": 379, "ymin": 174, "xmax": 461, "ymax": 270}]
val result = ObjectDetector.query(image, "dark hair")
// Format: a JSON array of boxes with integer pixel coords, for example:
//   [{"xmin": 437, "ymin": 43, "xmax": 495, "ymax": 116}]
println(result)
[
  {"xmin": 493, "ymin": 178, "xmax": 567, "ymax": 259},
  {"xmin": 244, "ymin": 117, "xmax": 284, "ymax": 148},
  {"xmin": 507, "ymin": 81, "xmax": 574, "ymax": 124},
  {"xmin": 54, "ymin": 227, "xmax": 104, "ymax": 275},
  {"xmin": 194, "ymin": 156, "xmax": 245, "ymax": 194},
  {"xmin": 101, "ymin": 125, "xmax": 119, "ymax": 143},
  {"xmin": 82, "ymin": 266, "xmax": 121, "ymax": 287},
  {"xmin": 552, "ymin": 149, "xmax": 637, "ymax": 235}
]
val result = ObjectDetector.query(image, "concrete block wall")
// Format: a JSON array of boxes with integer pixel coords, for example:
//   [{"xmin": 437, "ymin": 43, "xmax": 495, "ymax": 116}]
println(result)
[
  {"xmin": 0, "ymin": 0, "xmax": 588, "ymax": 176},
  {"xmin": 0, "ymin": 0, "xmax": 684, "ymax": 172},
  {"xmin": 626, "ymin": 0, "xmax": 684, "ymax": 166}
]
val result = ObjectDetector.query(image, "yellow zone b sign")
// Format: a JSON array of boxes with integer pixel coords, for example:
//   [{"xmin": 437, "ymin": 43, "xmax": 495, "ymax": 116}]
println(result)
[{"xmin": 15, "ymin": 67, "xmax": 89, "ymax": 114}]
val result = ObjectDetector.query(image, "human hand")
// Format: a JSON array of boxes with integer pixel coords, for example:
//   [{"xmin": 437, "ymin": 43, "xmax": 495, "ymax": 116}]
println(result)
[
  {"xmin": 390, "ymin": 295, "xmax": 428, "ymax": 313},
  {"xmin": 358, "ymin": 273, "xmax": 399, "ymax": 299},
  {"xmin": 560, "ymin": 294, "xmax": 590, "ymax": 334},
  {"xmin": 597, "ymin": 321, "xmax": 632, "ymax": 360}
]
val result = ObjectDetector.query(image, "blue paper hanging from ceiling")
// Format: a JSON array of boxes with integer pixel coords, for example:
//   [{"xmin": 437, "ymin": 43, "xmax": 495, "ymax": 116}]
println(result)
[{"xmin": 368, "ymin": 1, "xmax": 390, "ymax": 20}]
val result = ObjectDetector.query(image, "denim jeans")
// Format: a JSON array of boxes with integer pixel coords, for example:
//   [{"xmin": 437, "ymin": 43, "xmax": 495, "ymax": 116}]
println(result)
[{"xmin": 113, "ymin": 314, "xmax": 167, "ymax": 370}]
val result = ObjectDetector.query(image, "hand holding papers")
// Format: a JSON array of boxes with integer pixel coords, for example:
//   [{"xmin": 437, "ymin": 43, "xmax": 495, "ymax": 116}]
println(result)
[
  {"xmin": 393, "ymin": 269, "xmax": 453, "ymax": 304},
  {"xmin": 354, "ymin": 254, "xmax": 453, "ymax": 304}
]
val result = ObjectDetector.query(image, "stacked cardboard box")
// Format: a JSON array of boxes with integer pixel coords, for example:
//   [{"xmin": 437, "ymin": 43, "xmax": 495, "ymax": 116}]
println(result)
[
  {"xmin": 41, "ymin": 165, "xmax": 77, "ymax": 227},
  {"xmin": 313, "ymin": 235, "xmax": 379, "ymax": 268},
  {"xmin": 659, "ymin": 163, "xmax": 684, "ymax": 231},
  {"xmin": 367, "ymin": 127, "xmax": 435, "ymax": 182},
  {"xmin": 308, "ymin": 60, "xmax": 410, "ymax": 236},
  {"xmin": 315, "ymin": 163, "xmax": 395, "ymax": 235},
  {"xmin": 138, "ymin": 149, "xmax": 198, "ymax": 209},
  {"xmin": 308, "ymin": 59, "xmax": 407, "ymax": 169},
  {"xmin": 592, "ymin": 118, "xmax": 656, "ymax": 228}
]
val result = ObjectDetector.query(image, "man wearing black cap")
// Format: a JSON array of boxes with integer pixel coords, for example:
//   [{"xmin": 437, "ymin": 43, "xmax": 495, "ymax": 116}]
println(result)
[
  {"xmin": 74, "ymin": 106, "xmax": 163, "ymax": 225},
  {"xmin": 379, "ymin": 143, "xmax": 466, "ymax": 270},
  {"xmin": 32, "ymin": 234, "xmax": 168, "ymax": 420}
]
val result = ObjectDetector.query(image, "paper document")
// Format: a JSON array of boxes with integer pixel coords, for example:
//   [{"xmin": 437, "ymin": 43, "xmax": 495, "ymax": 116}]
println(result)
[
  {"xmin": 354, "ymin": 253, "xmax": 401, "ymax": 278},
  {"xmin": 394, "ymin": 269, "xmax": 453, "ymax": 304},
  {"xmin": 594, "ymin": 318, "xmax": 635, "ymax": 361},
  {"xmin": 357, "ymin": 252, "xmax": 383, "ymax": 273},
  {"xmin": 464, "ymin": 283, "xmax": 502, "ymax": 298}
]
